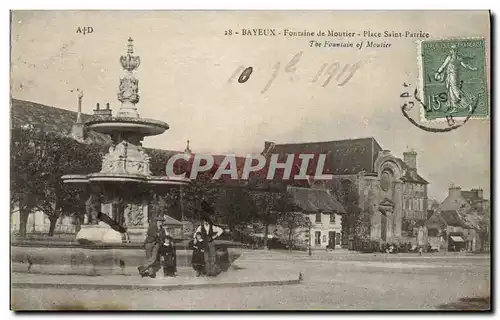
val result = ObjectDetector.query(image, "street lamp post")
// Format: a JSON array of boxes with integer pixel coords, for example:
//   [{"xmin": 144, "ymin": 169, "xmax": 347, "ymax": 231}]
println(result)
[
  {"xmin": 308, "ymin": 224, "xmax": 312, "ymax": 257},
  {"xmin": 181, "ymin": 139, "xmax": 192, "ymax": 240}
]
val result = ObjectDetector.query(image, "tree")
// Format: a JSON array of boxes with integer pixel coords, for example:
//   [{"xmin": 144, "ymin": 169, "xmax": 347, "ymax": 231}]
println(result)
[
  {"xmin": 11, "ymin": 128, "xmax": 49, "ymax": 236},
  {"xmin": 10, "ymin": 128, "xmax": 102, "ymax": 236},
  {"xmin": 478, "ymin": 209, "xmax": 491, "ymax": 251},
  {"xmin": 216, "ymin": 187, "xmax": 257, "ymax": 233},
  {"xmin": 271, "ymin": 192, "xmax": 309, "ymax": 249},
  {"xmin": 35, "ymin": 134, "xmax": 101, "ymax": 235},
  {"xmin": 251, "ymin": 190, "xmax": 287, "ymax": 248},
  {"xmin": 278, "ymin": 211, "xmax": 311, "ymax": 249},
  {"xmin": 336, "ymin": 179, "xmax": 362, "ymax": 245}
]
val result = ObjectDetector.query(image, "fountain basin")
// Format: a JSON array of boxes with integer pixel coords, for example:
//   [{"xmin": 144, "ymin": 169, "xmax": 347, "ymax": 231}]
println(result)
[
  {"xmin": 86, "ymin": 117, "xmax": 169, "ymax": 136},
  {"xmin": 11, "ymin": 241, "xmax": 242, "ymax": 275}
]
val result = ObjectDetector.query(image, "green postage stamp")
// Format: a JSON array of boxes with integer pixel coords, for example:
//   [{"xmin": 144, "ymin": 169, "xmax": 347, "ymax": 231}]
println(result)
[{"xmin": 420, "ymin": 38, "xmax": 489, "ymax": 120}]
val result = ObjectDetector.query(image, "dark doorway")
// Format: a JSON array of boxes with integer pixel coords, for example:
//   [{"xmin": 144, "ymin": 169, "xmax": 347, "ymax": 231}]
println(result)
[
  {"xmin": 315, "ymin": 231, "xmax": 321, "ymax": 246},
  {"xmin": 329, "ymin": 231, "xmax": 335, "ymax": 248}
]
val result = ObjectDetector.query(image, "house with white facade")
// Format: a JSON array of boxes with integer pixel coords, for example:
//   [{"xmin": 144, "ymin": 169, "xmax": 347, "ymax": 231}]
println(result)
[{"xmin": 287, "ymin": 186, "xmax": 346, "ymax": 249}]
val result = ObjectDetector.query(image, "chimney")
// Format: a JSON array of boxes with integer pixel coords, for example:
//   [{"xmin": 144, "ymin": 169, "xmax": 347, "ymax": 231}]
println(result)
[
  {"xmin": 473, "ymin": 188, "xmax": 484, "ymax": 199},
  {"xmin": 93, "ymin": 102, "xmax": 113, "ymax": 118},
  {"xmin": 448, "ymin": 185, "xmax": 462, "ymax": 199},
  {"xmin": 403, "ymin": 150, "xmax": 417, "ymax": 170}
]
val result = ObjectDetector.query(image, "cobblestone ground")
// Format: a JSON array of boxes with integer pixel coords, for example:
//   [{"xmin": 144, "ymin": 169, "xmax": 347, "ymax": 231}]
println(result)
[{"xmin": 11, "ymin": 250, "xmax": 490, "ymax": 310}]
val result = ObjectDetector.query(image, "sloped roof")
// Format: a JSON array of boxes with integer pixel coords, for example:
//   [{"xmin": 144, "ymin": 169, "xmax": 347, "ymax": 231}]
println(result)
[
  {"xmin": 440, "ymin": 210, "xmax": 468, "ymax": 228},
  {"xmin": 395, "ymin": 158, "xmax": 429, "ymax": 184},
  {"xmin": 11, "ymin": 98, "xmax": 110, "ymax": 145},
  {"xmin": 426, "ymin": 211, "xmax": 446, "ymax": 227},
  {"xmin": 263, "ymin": 137, "xmax": 383, "ymax": 175},
  {"xmin": 459, "ymin": 212, "xmax": 481, "ymax": 230},
  {"xmin": 163, "ymin": 214, "xmax": 183, "ymax": 226},
  {"xmin": 440, "ymin": 193, "xmax": 469, "ymax": 211},
  {"xmin": 287, "ymin": 186, "xmax": 346, "ymax": 214}
]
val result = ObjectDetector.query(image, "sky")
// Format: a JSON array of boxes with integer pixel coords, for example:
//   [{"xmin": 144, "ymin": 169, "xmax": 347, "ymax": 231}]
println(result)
[{"xmin": 10, "ymin": 10, "xmax": 491, "ymax": 201}]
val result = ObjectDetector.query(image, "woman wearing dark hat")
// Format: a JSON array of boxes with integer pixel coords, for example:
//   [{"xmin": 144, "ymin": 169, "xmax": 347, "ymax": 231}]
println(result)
[
  {"xmin": 194, "ymin": 201, "xmax": 224, "ymax": 277},
  {"xmin": 138, "ymin": 216, "xmax": 167, "ymax": 278}
]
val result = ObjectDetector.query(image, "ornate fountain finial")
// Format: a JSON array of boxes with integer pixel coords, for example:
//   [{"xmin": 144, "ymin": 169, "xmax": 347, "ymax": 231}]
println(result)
[
  {"xmin": 184, "ymin": 140, "xmax": 192, "ymax": 154},
  {"xmin": 120, "ymin": 38, "xmax": 141, "ymax": 72},
  {"xmin": 127, "ymin": 37, "xmax": 134, "ymax": 54},
  {"xmin": 117, "ymin": 37, "xmax": 141, "ymax": 117}
]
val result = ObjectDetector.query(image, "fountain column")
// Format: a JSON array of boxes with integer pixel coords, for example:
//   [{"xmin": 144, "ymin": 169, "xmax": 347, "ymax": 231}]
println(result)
[{"xmin": 117, "ymin": 37, "xmax": 141, "ymax": 118}]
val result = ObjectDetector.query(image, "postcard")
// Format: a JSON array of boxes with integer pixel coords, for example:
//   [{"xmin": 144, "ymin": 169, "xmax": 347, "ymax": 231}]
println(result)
[{"xmin": 10, "ymin": 10, "xmax": 491, "ymax": 311}]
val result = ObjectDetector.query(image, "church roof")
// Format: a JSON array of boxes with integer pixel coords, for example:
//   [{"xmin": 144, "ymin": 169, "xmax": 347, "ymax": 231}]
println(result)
[
  {"xmin": 10, "ymin": 98, "xmax": 110, "ymax": 145},
  {"xmin": 263, "ymin": 137, "xmax": 383, "ymax": 175},
  {"xmin": 287, "ymin": 186, "xmax": 346, "ymax": 214}
]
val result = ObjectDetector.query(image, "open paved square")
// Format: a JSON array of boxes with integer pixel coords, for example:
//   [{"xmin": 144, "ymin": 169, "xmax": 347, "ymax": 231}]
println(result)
[{"xmin": 11, "ymin": 250, "xmax": 490, "ymax": 310}]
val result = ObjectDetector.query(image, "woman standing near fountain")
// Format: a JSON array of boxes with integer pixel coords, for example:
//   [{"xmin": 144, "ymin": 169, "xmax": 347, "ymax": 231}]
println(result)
[{"xmin": 195, "ymin": 201, "xmax": 224, "ymax": 277}]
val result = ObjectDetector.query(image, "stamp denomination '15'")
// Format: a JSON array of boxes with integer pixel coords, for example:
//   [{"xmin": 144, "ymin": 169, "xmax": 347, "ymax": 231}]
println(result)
[{"xmin": 421, "ymin": 38, "xmax": 488, "ymax": 120}]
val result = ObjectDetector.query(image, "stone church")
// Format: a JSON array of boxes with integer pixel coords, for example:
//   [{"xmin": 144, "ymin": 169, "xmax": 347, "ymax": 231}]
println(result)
[{"xmin": 262, "ymin": 137, "xmax": 429, "ymax": 244}]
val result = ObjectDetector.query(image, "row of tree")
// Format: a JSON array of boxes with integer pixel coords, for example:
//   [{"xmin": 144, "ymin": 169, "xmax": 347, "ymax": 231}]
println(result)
[{"xmin": 11, "ymin": 128, "xmax": 103, "ymax": 236}]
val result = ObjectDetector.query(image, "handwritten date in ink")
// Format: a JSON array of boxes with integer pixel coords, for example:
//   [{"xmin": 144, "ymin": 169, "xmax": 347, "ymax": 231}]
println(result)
[{"xmin": 228, "ymin": 51, "xmax": 364, "ymax": 94}]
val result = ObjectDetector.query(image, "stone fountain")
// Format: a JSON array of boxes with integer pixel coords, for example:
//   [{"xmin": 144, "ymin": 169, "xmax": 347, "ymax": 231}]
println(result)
[
  {"xmin": 11, "ymin": 38, "xmax": 241, "ymax": 276},
  {"xmin": 62, "ymin": 37, "xmax": 190, "ymax": 244}
]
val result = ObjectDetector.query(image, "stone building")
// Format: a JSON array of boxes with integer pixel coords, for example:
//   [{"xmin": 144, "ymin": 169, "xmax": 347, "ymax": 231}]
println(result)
[
  {"xmin": 262, "ymin": 138, "xmax": 429, "ymax": 244},
  {"xmin": 432, "ymin": 185, "xmax": 489, "ymax": 252},
  {"xmin": 426, "ymin": 210, "xmax": 469, "ymax": 251},
  {"xmin": 287, "ymin": 186, "xmax": 346, "ymax": 249},
  {"xmin": 10, "ymin": 208, "xmax": 76, "ymax": 234}
]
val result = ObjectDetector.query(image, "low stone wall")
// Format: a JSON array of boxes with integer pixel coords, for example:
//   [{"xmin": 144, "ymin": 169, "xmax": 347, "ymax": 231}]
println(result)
[{"xmin": 11, "ymin": 244, "xmax": 241, "ymax": 275}]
